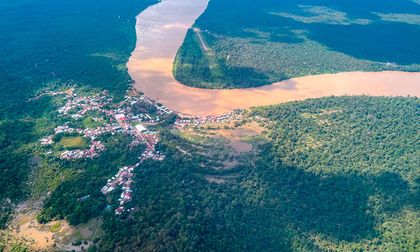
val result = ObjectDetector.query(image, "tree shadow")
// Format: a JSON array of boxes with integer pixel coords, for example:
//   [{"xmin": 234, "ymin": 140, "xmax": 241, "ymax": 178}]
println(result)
[
  {"xmin": 252, "ymin": 156, "xmax": 417, "ymax": 243},
  {"xmin": 306, "ymin": 22, "xmax": 420, "ymax": 65},
  {"xmin": 197, "ymin": 0, "xmax": 420, "ymax": 65}
]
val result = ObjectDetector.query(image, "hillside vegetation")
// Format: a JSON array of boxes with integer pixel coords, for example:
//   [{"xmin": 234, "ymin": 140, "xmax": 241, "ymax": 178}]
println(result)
[
  {"xmin": 95, "ymin": 96, "xmax": 419, "ymax": 251},
  {"xmin": 0, "ymin": 0, "xmax": 418, "ymax": 251},
  {"xmin": 0, "ymin": 0, "xmax": 157, "ymax": 228},
  {"xmin": 174, "ymin": 0, "xmax": 420, "ymax": 88}
]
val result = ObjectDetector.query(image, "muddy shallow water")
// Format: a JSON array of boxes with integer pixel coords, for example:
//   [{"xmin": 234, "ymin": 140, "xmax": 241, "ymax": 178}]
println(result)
[{"xmin": 128, "ymin": 0, "xmax": 420, "ymax": 117}]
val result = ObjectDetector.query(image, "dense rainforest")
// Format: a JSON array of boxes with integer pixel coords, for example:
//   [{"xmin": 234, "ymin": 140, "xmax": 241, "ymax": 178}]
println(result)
[
  {"xmin": 174, "ymin": 0, "xmax": 420, "ymax": 88},
  {"xmin": 29, "ymin": 96, "xmax": 419, "ymax": 251},
  {"xmin": 0, "ymin": 0, "xmax": 418, "ymax": 251},
  {"xmin": 0, "ymin": 0, "xmax": 157, "ymax": 229},
  {"xmin": 94, "ymin": 96, "xmax": 418, "ymax": 251}
]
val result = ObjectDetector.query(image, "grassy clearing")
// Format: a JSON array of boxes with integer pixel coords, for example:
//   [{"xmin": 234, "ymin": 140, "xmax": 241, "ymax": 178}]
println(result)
[
  {"xmin": 82, "ymin": 116, "xmax": 105, "ymax": 128},
  {"xmin": 57, "ymin": 136, "xmax": 89, "ymax": 150},
  {"xmin": 49, "ymin": 222, "xmax": 62, "ymax": 233}
]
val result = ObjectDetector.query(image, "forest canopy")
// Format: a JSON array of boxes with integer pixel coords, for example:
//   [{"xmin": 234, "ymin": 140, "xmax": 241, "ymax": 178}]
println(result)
[
  {"xmin": 95, "ymin": 96, "xmax": 420, "ymax": 251},
  {"xmin": 0, "ymin": 0, "xmax": 157, "ymax": 228},
  {"xmin": 174, "ymin": 0, "xmax": 420, "ymax": 88}
]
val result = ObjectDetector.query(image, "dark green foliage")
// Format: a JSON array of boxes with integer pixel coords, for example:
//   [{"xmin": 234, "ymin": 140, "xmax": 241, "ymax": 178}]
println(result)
[
  {"xmin": 255, "ymin": 96, "xmax": 419, "ymax": 181},
  {"xmin": 0, "ymin": 0, "xmax": 156, "ymax": 228},
  {"xmin": 38, "ymin": 133, "xmax": 145, "ymax": 225},
  {"xmin": 0, "ymin": 201, "xmax": 13, "ymax": 229},
  {"xmin": 174, "ymin": 30, "xmax": 272, "ymax": 89},
  {"xmin": 0, "ymin": 0, "xmax": 418, "ymax": 250},
  {"xmin": 173, "ymin": 30, "xmax": 213, "ymax": 87},
  {"xmin": 0, "ymin": 0, "xmax": 157, "ymax": 118},
  {"xmin": 174, "ymin": 0, "xmax": 420, "ymax": 88},
  {"xmin": 251, "ymin": 96, "xmax": 419, "ymax": 249},
  {"xmin": 0, "ymin": 120, "xmax": 35, "ymax": 201},
  {"xmin": 96, "ymin": 97, "xmax": 419, "ymax": 251}
]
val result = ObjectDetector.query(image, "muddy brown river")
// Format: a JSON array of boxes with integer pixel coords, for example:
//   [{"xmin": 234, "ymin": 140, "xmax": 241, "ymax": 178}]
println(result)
[{"xmin": 128, "ymin": 0, "xmax": 420, "ymax": 116}]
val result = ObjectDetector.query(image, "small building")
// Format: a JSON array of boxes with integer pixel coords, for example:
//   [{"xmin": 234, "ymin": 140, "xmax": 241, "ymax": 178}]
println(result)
[
  {"xmin": 135, "ymin": 124, "xmax": 147, "ymax": 133},
  {"xmin": 115, "ymin": 114, "xmax": 127, "ymax": 121}
]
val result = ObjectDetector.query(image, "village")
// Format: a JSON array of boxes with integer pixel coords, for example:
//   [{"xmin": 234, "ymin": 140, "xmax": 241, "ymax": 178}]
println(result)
[
  {"xmin": 174, "ymin": 109, "xmax": 244, "ymax": 129},
  {"xmin": 36, "ymin": 87, "xmax": 171, "ymax": 214},
  {"xmin": 37, "ymin": 87, "xmax": 245, "ymax": 214}
]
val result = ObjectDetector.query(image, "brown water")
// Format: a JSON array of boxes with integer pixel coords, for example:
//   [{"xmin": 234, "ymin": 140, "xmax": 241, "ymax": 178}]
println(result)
[{"xmin": 128, "ymin": 0, "xmax": 420, "ymax": 117}]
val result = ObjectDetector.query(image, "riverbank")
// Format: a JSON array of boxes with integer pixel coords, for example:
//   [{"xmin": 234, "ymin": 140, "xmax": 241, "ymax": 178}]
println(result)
[{"xmin": 128, "ymin": 0, "xmax": 420, "ymax": 117}]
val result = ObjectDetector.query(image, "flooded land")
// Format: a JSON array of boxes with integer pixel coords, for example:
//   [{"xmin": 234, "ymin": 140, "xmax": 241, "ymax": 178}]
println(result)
[{"xmin": 128, "ymin": 0, "xmax": 420, "ymax": 117}]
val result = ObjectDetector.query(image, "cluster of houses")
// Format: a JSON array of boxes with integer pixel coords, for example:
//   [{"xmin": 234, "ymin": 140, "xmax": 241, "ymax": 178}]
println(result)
[
  {"xmin": 40, "ymin": 135, "xmax": 54, "ymax": 146},
  {"xmin": 38, "ymin": 87, "xmax": 172, "ymax": 215},
  {"xmin": 60, "ymin": 141, "xmax": 105, "ymax": 159},
  {"xmin": 41, "ymin": 124, "xmax": 117, "ymax": 159},
  {"xmin": 101, "ymin": 164, "xmax": 137, "ymax": 215},
  {"xmin": 125, "ymin": 95, "xmax": 172, "ymax": 116},
  {"xmin": 112, "ymin": 95, "xmax": 172, "ymax": 127},
  {"xmin": 28, "ymin": 88, "xmax": 74, "ymax": 102},
  {"xmin": 54, "ymin": 125, "xmax": 76, "ymax": 134},
  {"xmin": 83, "ymin": 125, "xmax": 122, "ymax": 139},
  {"xmin": 175, "ymin": 109, "xmax": 244, "ymax": 129},
  {"xmin": 38, "ymin": 124, "xmax": 123, "ymax": 159},
  {"xmin": 57, "ymin": 91, "xmax": 112, "ymax": 119},
  {"xmin": 100, "ymin": 122, "xmax": 166, "ymax": 215}
]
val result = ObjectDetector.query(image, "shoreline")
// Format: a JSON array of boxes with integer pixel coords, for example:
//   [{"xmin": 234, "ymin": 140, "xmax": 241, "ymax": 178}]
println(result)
[{"xmin": 127, "ymin": 0, "xmax": 420, "ymax": 116}]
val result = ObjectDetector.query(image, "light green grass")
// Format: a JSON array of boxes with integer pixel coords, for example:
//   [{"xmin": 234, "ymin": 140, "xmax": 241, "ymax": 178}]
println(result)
[
  {"xmin": 49, "ymin": 222, "xmax": 62, "ymax": 233},
  {"xmin": 82, "ymin": 116, "xmax": 104, "ymax": 128},
  {"xmin": 58, "ymin": 136, "xmax": 89, "ymax": 149}
]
